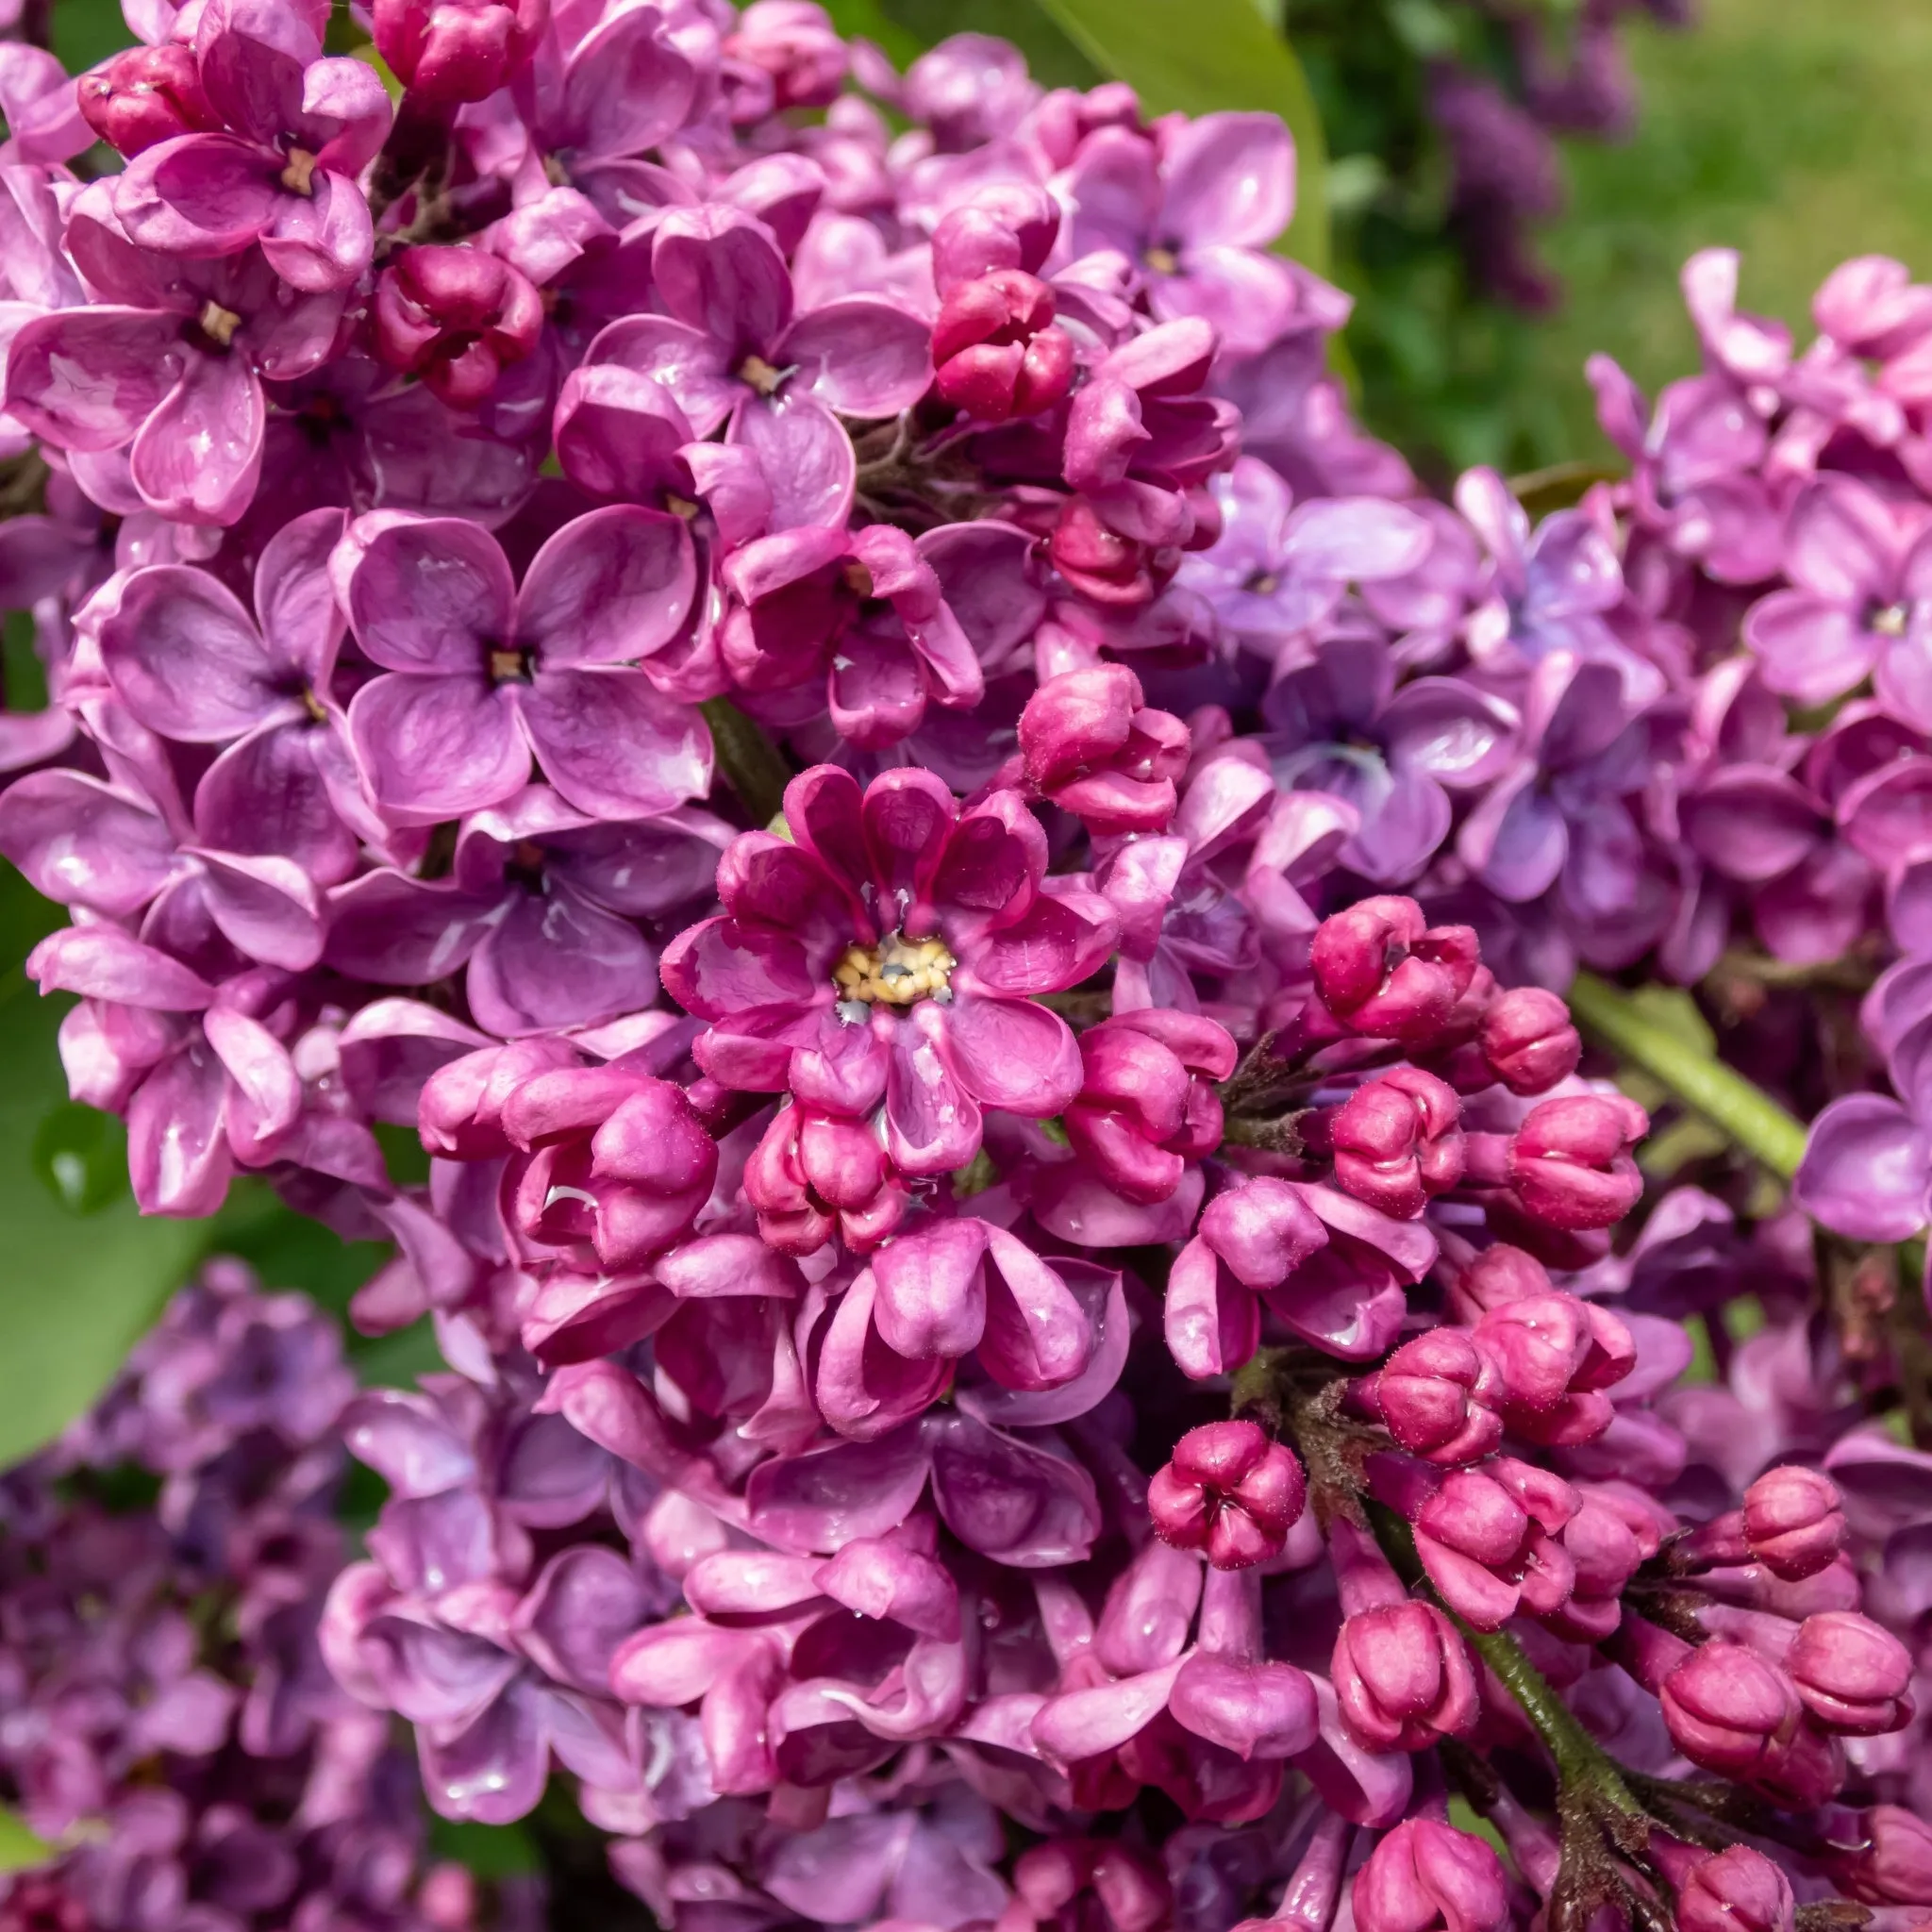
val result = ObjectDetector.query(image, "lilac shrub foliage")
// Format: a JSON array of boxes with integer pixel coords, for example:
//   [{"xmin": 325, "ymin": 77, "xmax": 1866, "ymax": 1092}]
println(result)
[{"xmin": 2, "ymin": 4, "xmax": 1932, "ymax": 1932}]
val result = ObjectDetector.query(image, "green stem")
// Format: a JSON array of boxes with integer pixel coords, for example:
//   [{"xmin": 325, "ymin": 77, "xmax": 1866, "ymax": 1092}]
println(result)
[
  {"xmin": 1566, "ymin": 972, "xmax": 1808, "ymax": 1182},
  {"xmin": 1364, "ymin": 1501, "xmax": 1644, "ymax": 1818},
  {"xmin": 700, "ymin": 698, "xmax": 793, "ymax": 829}
]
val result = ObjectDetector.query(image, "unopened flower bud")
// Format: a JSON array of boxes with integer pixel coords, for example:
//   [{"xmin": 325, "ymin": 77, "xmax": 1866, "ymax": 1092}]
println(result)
[
  {"xmin": 1198, "ymin": 1176, "xmax": 1327, "ymax": 1288},
  {"xmin": 1332, "ymin": 1601, "xmax": 1479, "ymax": 1752},
  {"xmin": 1659, "ymin": 1639, "xmax": 1801, "ymax": 1779},
  {"xmin": 1169, "ymin": 1653, "xmax": 1319, "ymax": 1759},
  {"xmin": 1148, "ymin": 1420, "xmax": 1307, "ymax": 1570},
  {"xmin": 1472, "ymin": 1291, "xmax": 1634, "ymax": 1444},
  {"xmin": 1358, "ymin": 1328, "xmax": 1505, "ymax": 1466},
  {"xmin": 1742, "ymin": 1465, "xmax": 1846, "ymax": 1580},
  {"xmin": 1050, "ymin": 497, "xmax": 1158, "ymax": 608},
  {"xmin": 1827, "ymin": 1807, "xmax": 1932, "ymax": 1907},
  {"xmin": 1310, "ymin": 896, "xmax": 1480, "ymax": 1046},
  {"xmin": 930, "ymin": 185, "xmax": 1058, "ymax": 292},
  {"xmin": 374, "ymin": 0, "xmax": 549, "ymax": 106},
  {"xmin": 1479, "ymin": 987, "xmax": 1582, "ymax": 1096},
  {"xmin": 1675, "ymin": 1846, "xmax": 1796, "ymax": 1932},
  {"xmin": 1018, "ymin": 666, "xmax": 1190, "ymax": 834},
  {"xmin": 1444, "ymin": 1242, "xmax": 1554, "ymax": 1322},
  {"xmin": 419, "ymin": 1038, "xmax": 579, "ymax": 1159},
  {"xmin": 723, "ymin": 1, "xmax": 846, "ymax": 108},
  {"xmin": 1785, "ymin": 1611, "xmax": 1914, "ymax": 1735},
  {"xmin": 1506, "ymin": 1093, "xmax": 1648, "ymax": 1231},
  {"xmin": 1330, "ymin": 1066, "xmax": 1465, "ymax": 1219},
  {"xmin": 1065, "ymin": 1011, "xmax": 1233, "ymax": 1203},
  {"xmin": 77, "ymin": 44, "xmax": 220, "ymax": 158},
  {"xmin": 1352, "ymin": 1820, "xmax": 1509, "ymax": 1932},
  {"xmin": 933, "ymin": 270, "xmax": 1075, "ymax": 422},
  {"xmin": 372, "ymin": 246, "xmax": 544, "ymax": 408}
]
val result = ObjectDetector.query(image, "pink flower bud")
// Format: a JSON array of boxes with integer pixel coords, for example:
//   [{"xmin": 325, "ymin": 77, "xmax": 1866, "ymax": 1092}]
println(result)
[
  {"xmin": 1414, "ymin": 1468, "xmax": 1529, "ymax": 1568},
  {"xmin": 1479, "ymin": 987, "xmax": 1581, "ymax": 1096},
  {"xmin": 1330, "ymin": 1067, "xmax": 1465, "ymax": 1219},
  {"xmin": 1444, "ymin": 1242, "xmax": 1553, "ymax": 1322},
  {"xmin": 1470, "ymin": 1292, "xmax": 1632, "ymax": 1447},
  {"xmin": 1742, "ymin": 1465, "xmax": 1846, "ymax": 1580},
  {"xmin": 1352, "ymin": 1820, "xmax": 1510, "ymax": 1932},
  {"xmin": 723, "ymin": 1, "xmax": 847, "ymax": 108},
  {"xmin": 374, "ymin": 0, "xmax": 549, "ymax": 106},
  {"xmin": 1505, "ymin": 1093, "xmax": 1648, "ymax": 1231},
  {"xmin": 1331, "ymin": 1601, "xmax": 1479, "ymax": 1752},
  {"xmin": 77, "ymin": 44, "xmax": 221, "ymax": 158},
  {"xmin": 1828, "ymin": 1807, "xmax": 1932, "ymax": 1907},
  {"xmin": 1050, "ymin": 497, "xmax": 1160, "ymax": 608},
  {"xmin": 372, "ymin": 246, "xmax": 545, "ymax": 408},
  {"xmin": 1017, "ymin": 665, "xmax": 1191, "ymax": 834},
  {"xmin": 1199, "ymin": 1176, "xmax": 1328, "ymax": 1288},
  {"xmin": 1309, "ymin": 896, "xmax": 1480, "ymax": 1046},
  {"xmin": 1360, "ymin": 1328, "xmax": 1505, "ymax": 1466},
  {"xmin": 930, "ymin": 186, "xmax": 1058, "ymax": 292},
  {"xmin": 1659, "ymin": 1639, "xmax": 1801, "ymax": 1778},
  {"xmin": 1675, "ymin": 1846, "xmax": 1796, "ymax": 1932},
  {"xmin": 1169, "ymin": 1653, "xmax": 1319, "ymax": 1759},
  {"xmin": 1064, "ymin": 1024, "xmax": 1193, "ymax": 1204},
  {"xmin": 1785, "ymin": 1611, "xmax": 1914, "ymax": 1735},
  {"xmin": 1148, "ymin": 1420, "xmax": 1307, "ymax": 1571},
  {"xmin": 743, "ymin": 1106, "xmax": 834, "ymax": 1255},
  {"xmin": 418, "ymin": 1038, "xmax": 579, "ymax": 1159},
  {"xmin": 933, "ymin": 270, "xmax": 1074, "ymax": 423}
]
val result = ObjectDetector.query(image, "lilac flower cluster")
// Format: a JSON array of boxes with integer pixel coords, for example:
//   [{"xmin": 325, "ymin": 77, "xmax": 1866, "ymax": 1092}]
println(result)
[
  {"xmin": 0, "ymin": 1257, "xmax": 534, "ymax": 1932},
  {"xmin": 1, "ymin": 5, "xmax": 1931, "ymax": 1929}
]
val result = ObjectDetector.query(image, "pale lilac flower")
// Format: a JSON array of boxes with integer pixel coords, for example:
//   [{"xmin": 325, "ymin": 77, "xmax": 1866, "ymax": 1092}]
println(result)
[{"xmin": 333, "ymin": 506, "xmax": 708, "ymax": 823}]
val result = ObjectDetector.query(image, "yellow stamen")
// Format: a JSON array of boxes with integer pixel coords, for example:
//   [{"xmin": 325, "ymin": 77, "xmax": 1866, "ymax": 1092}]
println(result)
[
  {"xmin": 738, "ymin": 354, "xmax": 784, "ymax": 396},
  {"xmin": 832, "ymin": 933, "xmax": 957, "ymax": 1007},
  {"xmin": 197, "ymin": 300, "xmax": 242, "ymax": 347},
  {"xmin": 280, "ymin": 147, "xmax": 319, "ymax": 195}
]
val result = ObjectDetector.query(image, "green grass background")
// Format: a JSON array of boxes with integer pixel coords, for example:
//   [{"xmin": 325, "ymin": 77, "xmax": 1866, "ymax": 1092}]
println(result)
[{"xmin": 1517, "ymin": 0, "xmax": 1932, "ymax": 460}]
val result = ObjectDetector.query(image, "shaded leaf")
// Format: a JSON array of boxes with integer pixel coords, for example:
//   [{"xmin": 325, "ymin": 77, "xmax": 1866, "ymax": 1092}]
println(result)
[
  {"xmin": 0, "ymin": 865, "xmax": 202, "ymax": 1470},
  {"xmin": 0, "ymin": 1805, "xmax": 53, "ymax": 1875},
  {"xmin": 1028, "ymin": 0, "xmax": 1329, "ymax": 270}
]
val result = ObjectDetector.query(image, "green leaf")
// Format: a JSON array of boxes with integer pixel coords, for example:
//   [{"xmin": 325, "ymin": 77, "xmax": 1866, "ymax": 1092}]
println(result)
[
  {"xmin": 429, "ymin": 1818, "xmax": 541, "ymax": 1879},
  {"xmin": 51, "ymin": 0, "xmax": 135, "ymax": 75},
  {"xmin": 1026, "ymin": 0, "xmax": 1330, "ymax": 271},
  {"xmin": 0, "ymin": 1805, "xmax": 53, "ymax": 1875},
  {"xmin": 819, "ymin": 0, "xmax": 928, "ymax": 67},
  {"xmin": 0, "ymin": 866, "xmax": 203, "ymax": 1470},
  {"xmin": 1567, "ymin": 972, "xmax": 1809, "ymax": 1184}
]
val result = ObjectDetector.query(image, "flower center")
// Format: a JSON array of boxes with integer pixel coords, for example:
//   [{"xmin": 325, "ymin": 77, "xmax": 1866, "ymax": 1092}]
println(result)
[
  {"xmin": 1873, "ymin": 601, "xmax": 1910, "ymax": 638},
  {"xmin": 280, "ymin": 146, "xmax": 319, "ymax": 195},
  {"xmin": 833, "ymin": 932, "xmax": 956, "ymax": 1008},
  {"xmin": 738, "ymin": 354, "xmax": 785, "ymax": 396},
  {"xmin": 490, "ymin": 645, "xmax": 532, "ymax": 683},
  {"xmin": 1144, "ymin": 245, "xmax": 1180, "ymax": 275},
  {"xmin": 197, "ymin": 300, "xmax": 242, "ymax": 349},
  {"xmin": 1244, "ymin": 569, "xmax": 1279, "ymax": 595}
]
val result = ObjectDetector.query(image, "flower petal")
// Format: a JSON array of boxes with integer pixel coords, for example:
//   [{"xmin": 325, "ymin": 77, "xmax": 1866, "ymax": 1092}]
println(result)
[
  {"xmin": 519, "ymin": 667, "xmax": 710, "ymax": 819},
  {"xmin": 1793, "ymin": 1093, "xmax": 1932, "ymax": 1244},
  {"xmin": 347, "ymin": 673, "xmax": 527, "ymax": 822},
  {"xmin": 518, "ymin": 505, "xmax": 697, "ymax": 670}
]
